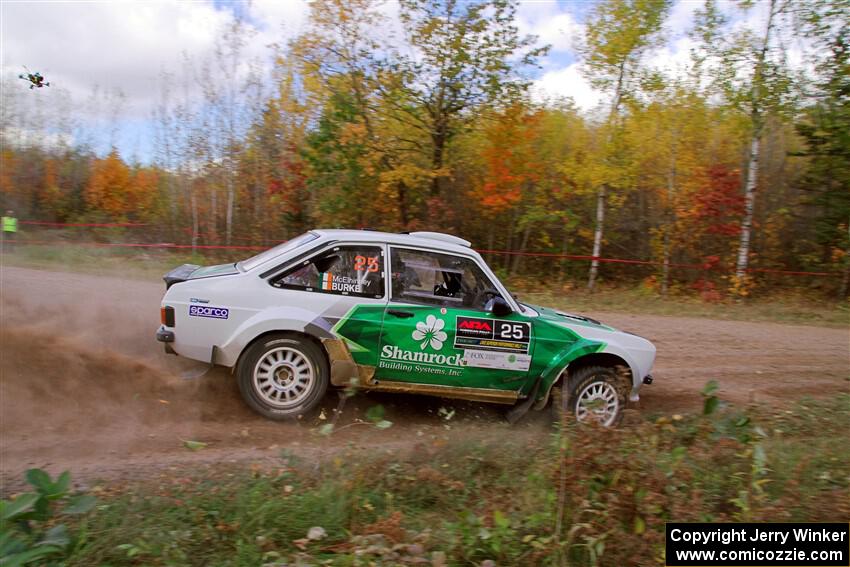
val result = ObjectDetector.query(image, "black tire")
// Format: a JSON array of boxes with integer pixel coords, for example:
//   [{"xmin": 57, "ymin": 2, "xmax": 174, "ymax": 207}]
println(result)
[
  {"xmin": 559, "ymin": 365, "xmax": 626, "ymax": 427},
  {"xmin": 236, "ymin": 334, "xmax": 329, "ymax": 420}
]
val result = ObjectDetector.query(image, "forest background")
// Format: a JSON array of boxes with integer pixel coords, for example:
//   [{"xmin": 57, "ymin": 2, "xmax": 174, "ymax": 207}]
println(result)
[{"xmin": 1, "ymin": 0, "xmax": 848, "ymax": 298}]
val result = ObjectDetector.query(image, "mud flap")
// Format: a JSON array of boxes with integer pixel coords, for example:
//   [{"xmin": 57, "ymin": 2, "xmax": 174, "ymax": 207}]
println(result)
[
  {"xmin": 180, "ymin": 346, "xmax": 218, "ymax": 380},
  {"xmin": 505, "ymin": 376, "xmax": 542, "ymax": 425}
]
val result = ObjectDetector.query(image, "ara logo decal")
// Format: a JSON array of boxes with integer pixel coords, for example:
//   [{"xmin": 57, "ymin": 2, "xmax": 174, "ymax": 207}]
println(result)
[
  {"xmin": 459, "ymin": 319, "xmax": 492, "ymax": 332},
  {"xmin": 412, "ymin": 314, "xmax": 447, "ymax": 351},
  {"xmin": 456, "ymin": 316, "xmax": 495, "ymax": 339}
]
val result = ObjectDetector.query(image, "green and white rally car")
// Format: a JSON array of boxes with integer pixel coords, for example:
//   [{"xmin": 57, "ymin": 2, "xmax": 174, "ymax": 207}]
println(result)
[{"xmin": 156, "ymin": 230, "xmax": 655, "ymax": 426}]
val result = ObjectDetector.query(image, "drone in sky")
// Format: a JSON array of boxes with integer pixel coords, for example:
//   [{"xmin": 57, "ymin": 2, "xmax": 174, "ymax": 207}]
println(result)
[{"xmin": 19, "ymin": 68, "xmax": 50, "ymax": 89}]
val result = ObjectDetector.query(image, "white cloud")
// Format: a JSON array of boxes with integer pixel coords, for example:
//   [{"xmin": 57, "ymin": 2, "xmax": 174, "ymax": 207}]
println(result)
[
  {"xmin": 647, "ymin": 36, "xmax": 696, "ymax": 78},
  {"xmin": 516, "ymin": 1, "xmax": 582, "ymax": 53},
  {"xmin": 4, "ymin": 0, "xmax": 770, "ymax": 159},
  {"xmin": 249, "ymin": 0, "xmax": 310, "ymax": 37},
  {"xmin": 527, "ymin": 1, "xmax": 707, "ymax": 112},
  {"xmin": 1, "ymin": 126, "xmax": 74, "ymax": 151},
  {"xmin": 665, "ymin": 0, "xmax": 701, "ymax": 39},
  {"xmin": 531, "ymin": 63, "xmax": 605, "ymax": 113},
  {"xmin": 0, "ymin": 0, "xmax": 309, "ymax": 119}
]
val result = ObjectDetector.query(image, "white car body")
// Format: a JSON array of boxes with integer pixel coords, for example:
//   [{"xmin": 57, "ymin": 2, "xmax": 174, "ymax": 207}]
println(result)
[{"xmin": 157, "ymin": 229, "xmax": 656, "ymax": 421}]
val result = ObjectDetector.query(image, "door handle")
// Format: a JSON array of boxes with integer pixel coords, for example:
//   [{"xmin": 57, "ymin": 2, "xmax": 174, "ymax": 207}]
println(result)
[{"xmin": 387, "ymin": 309, "xmax": 415, "ymax": 318}]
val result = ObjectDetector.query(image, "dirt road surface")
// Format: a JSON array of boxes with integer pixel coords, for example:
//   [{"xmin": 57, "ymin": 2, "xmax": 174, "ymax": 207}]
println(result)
[{"xmin": 1, "ymin": 265, "xmax": 847, "ymax": 490}]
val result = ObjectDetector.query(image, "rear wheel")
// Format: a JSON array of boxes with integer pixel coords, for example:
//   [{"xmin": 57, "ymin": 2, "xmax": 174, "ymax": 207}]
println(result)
[
  {"xmin": 237, "ymin": 335, "xmax": 328, "ymax": 420},
  {"xmin": 559, "ymin": 365, "xmax": 626, "ymax": 427}
]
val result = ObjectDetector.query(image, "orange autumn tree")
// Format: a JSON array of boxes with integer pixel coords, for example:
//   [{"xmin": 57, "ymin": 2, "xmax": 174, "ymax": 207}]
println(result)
[
  {"xmin": 85, "ymin": 150, "xmax": 131, "ymax": 219},
  {"xmin": 474, "ymin": 105, "xmax": 543, "ymax": 249},
  {"xmin": 85, "ymin": 150, "xmax": 156, "ymax": 221},
  {"xmin": 128, "ymin": 166, "xmax": 160, "ymax": 222},
  {"xmin": 38, "ymin": 158, "xmax": 68, "ymax": 220}
]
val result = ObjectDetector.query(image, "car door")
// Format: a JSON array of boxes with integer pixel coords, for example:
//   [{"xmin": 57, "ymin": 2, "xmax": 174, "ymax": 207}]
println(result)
[
  {"xmin": 270, "ymin": 242, "xmax": 388, "ymax": 368},
  {"xmin": 375, "ymin": 246, "xmax": 534, "ymax": 392}
]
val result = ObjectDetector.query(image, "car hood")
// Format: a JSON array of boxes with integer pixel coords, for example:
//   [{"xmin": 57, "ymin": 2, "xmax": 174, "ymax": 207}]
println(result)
[{"xmin": 522, "ymin": 302, "xmax": 616, "ymax": 332}]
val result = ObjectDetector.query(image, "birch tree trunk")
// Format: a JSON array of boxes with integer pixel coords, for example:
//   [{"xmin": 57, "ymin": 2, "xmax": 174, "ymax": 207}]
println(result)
[
  {"xmin": 587, "ymin": 185, "xmax": 606, "ymax": 290},
  {"xmin": 587, "ymin": 64, "xmax": 625, "ymax": 292},
  {"xmin": 735, "ymin": 135, "xmax": 760, "ymax": 279},
  {"xmin": 734, "ymin": 0, "xmax": 779, "ymax": 283},
  {"xmin": 504, "ymin": 209, "xmax": 518, "ymax": 271},
  {"xmin": 210, "ymin": 186, "xmax": 218, "ymax": 243},
  {"xmin": 662, "ymin": 148, "xmax": 678, "ymax": 296},
  {"xmin": 511, "ymin": 222, "xmax": 532, "ymax": 276},
  {"xmin": 225, "ymin": 172, "xmax": 234, "ymax": 246},
  {"xmin": 558, "ymin": 230, "xmax": 569, "ymax": 286},
  {"xmin": 661, "ymin": 231, "xmax": 671, "ymax": 295},
  {"xmin": 841, "ymin": 220, "xmax": 850, "ymax": 298},
  {"xmin": 190, "ymin": 186, "xmax": 199, "ymax": 255},
  {"xmin": 486, "ymin": 224, "xmax": 495, "ymax": 265}
]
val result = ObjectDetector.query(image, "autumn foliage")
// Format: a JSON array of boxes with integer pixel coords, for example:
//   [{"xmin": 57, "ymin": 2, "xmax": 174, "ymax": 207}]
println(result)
[{"xmin": 0, "ymin": 0, "xmax": 846, "ymax": 296}]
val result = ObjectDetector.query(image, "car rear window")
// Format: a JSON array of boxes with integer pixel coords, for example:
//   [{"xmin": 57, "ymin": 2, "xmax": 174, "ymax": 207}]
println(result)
[
  {"xmin": 271, "ymin": 245, "xmax": 385, "ymax": 298},
  {"xmin": 237, "ymin": 232, "xmax": 319, "ymax": 272}
]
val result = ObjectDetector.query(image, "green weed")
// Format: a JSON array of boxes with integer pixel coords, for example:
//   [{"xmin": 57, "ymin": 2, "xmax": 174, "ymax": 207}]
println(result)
[
  {"xmin": 57, "ymin": 392, "xmax": 850, "ymax": 566},
  {"xmin": 1, "ymin": 469, "xmax": 96, "ymax": 566}
]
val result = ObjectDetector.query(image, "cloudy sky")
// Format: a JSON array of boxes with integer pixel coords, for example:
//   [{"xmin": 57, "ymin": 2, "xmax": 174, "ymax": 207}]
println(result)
[{"xmin": 0, "ymin": 0, "xmax": 764, "ymax": 161}]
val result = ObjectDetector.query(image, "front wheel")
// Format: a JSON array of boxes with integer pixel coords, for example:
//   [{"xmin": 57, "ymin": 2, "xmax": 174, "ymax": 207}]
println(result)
[
  {"xmin": 560, "ymin": 365, "xmax": 626, "ymax": 427},
  {"xmin": 236, "ymin": 335, "xmax": 329, "ymax": 420}
]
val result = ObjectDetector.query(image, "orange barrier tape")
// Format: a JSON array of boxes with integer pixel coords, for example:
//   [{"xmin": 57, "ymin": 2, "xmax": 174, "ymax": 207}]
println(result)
[
  {"xmin": 21, "ymin": 239, "xmax": 265, "ymax": 251},
  {"xmin": 477, "ymin": 249, "xmax": 842, "ymax": 277},
  {"xmin": 14, "ymin": 239, "xmax": 841, "ymax": 278},
  {"xmin": 20, "ymin": 221, "xmax": 148, "ymax": 228}
]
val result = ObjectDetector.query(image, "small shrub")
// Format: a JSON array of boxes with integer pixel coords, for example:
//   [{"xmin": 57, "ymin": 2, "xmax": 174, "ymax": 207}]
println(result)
[{"xmin": 0, "ymin": 469, "xmax": 96, "ymax": 566}]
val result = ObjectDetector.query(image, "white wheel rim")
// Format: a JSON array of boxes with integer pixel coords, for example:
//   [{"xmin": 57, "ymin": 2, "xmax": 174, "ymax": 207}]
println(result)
[
  {"xmin": 253, "ymin": 347, "xmax": 315, "ymax": 409},
  {"xmin": 575, "ymin": 379, "xmax": 620, "ymax": 426}
]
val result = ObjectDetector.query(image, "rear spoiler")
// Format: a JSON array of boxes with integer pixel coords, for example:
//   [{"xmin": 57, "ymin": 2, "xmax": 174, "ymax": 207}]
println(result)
[{"xmin": 163, "ymin": 264, "xmax": 200, "ymax": 289}]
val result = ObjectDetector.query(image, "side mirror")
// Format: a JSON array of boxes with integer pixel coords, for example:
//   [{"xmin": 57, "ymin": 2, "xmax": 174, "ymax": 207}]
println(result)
[{"xmin": 490, "ymin": 296, "xmax": 513, "ymax": 317}]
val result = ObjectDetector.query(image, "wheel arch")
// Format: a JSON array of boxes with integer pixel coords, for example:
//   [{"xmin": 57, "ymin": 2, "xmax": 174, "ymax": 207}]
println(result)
[
  {"xmin": 233, "ymin": 330, "xmax": 329, "ymax": 375},
  {"xmin": 216, "ymin": 305, "xmax": 336, "ymax": 367},
  {"xmin": 566, "ymin": 352, "xmax": 633, "ymax": 381},
  {"xmin": 534, "ymin": 351, "xmax": 634, "ymax": 410}
]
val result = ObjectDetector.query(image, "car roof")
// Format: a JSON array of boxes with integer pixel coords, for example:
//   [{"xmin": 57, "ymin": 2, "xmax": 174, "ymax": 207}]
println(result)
[{"xmin": 312, "ymin": 229, "xmax": 476, "ymax": 255}]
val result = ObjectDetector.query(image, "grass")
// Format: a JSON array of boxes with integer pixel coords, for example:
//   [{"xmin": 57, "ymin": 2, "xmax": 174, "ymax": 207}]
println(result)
[
  {"xmin": 1, "ymin": 241, "xmax": 203, "ymax": 280},
  {"xmin": 520, "ymin": 287, "xmax": 849, "ymax": 327},
  {"xmin": 4, "ymin": 242, "xmax": 847, "ymax": 327},
  {"xmin": 47, "ymin": 394, "xmax": 850, "ymax": 566}
]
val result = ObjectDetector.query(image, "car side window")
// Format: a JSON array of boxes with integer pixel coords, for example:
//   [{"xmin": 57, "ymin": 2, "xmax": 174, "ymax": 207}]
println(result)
[
  {"xmin": 390, "ymin": 248, "xmax": 496, "ymax": 309},
  {"xmin": 272, "ymin": 245, "xmax": 385, "ymax": 298}
]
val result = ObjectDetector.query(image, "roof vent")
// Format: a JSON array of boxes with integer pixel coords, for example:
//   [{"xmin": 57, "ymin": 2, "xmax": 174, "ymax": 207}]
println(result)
[{"xmin": 408, "ymin": 231, "xmax": 471, "ymax": 247}]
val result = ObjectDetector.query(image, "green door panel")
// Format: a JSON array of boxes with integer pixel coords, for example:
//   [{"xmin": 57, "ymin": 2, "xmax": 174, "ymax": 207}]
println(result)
[
  {"xmin": 330, "ymin": 304, "xmax": 386, "ymax": 367},
  {"xmin": 335, "ymin": 304, "xmax": 534, "ymax": 390},
  {"xmin": 332, "ymin": 304, "xmax": 607, "ymax": 398}
]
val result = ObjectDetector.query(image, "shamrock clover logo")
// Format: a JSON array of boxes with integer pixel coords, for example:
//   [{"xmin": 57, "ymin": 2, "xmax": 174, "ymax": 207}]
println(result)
[{"xmin": 412, "ymin": 314, "xmax": 447, "ymax": 351}]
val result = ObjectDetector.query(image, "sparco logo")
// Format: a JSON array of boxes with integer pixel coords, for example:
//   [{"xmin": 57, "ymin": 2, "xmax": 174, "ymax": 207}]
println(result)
[{"xmin": 189, "ymin": 305, "xmax": 229, "ymax": 319}]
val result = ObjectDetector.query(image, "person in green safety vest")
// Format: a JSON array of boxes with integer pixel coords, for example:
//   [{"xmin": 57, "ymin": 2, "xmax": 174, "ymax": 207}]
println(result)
[{"xmin": 2, "ymin": 210, "xmax": 18, "ymax": 253}]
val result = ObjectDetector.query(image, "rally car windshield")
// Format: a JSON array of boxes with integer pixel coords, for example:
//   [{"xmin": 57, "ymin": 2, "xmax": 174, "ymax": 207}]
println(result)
[{"xmin": 237, "ymin": 232, "xmax": 319, "ymax": 272}]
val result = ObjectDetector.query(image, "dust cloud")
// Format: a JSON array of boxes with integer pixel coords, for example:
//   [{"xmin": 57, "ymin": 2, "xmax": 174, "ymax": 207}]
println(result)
[{"xmin": 1, "ymin": 266, "xmax": 847, "ymax": 489}]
